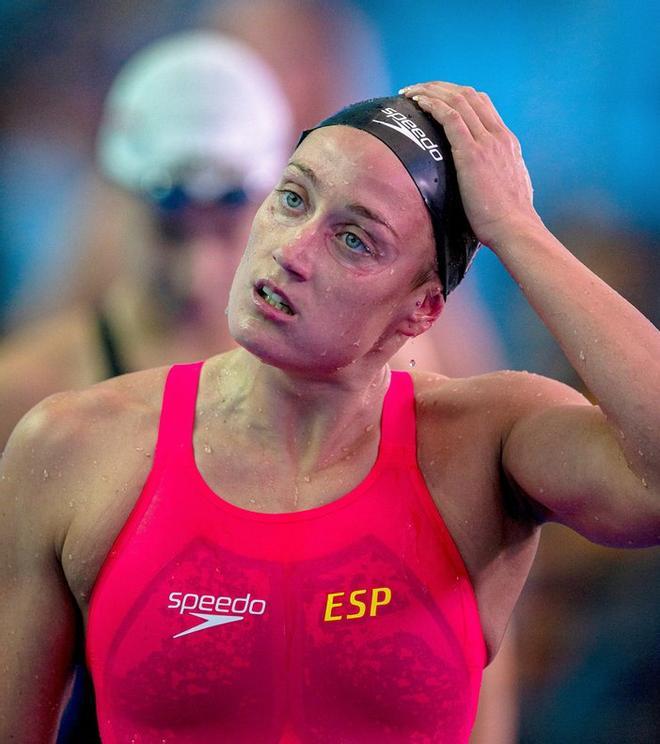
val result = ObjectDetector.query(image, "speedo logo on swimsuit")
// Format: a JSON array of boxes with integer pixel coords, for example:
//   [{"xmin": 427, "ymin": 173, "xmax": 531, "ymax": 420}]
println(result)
[
  {"xmin": 323, "ymin": 586, "xmax": 392, "ymax": 622},
  {"xmin": 167, "ymin": 591, "xmax": 267, "ymax": 639},
  {"xmin": 372, "ymin": 108, "xmax": 444, "ymax": 162}
]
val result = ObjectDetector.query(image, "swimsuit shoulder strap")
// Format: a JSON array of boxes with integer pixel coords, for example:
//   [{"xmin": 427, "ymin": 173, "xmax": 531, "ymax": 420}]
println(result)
[
  {"xmin": 152, "ymin": 361, "xmax": 204, "ymax": 466},
  {"xmin": 378, "ymin": 370, "xmax": 418, "ymax": 466}
]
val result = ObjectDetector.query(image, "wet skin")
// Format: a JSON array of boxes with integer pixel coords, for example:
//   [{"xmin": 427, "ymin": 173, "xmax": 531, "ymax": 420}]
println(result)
[
  {"xmin": 227, "ymin": 126, "xmax": 442, "ymax": 378},
  {"xmin": 23, "ymin": 127, "xmax": 537, "ymax": 662}
]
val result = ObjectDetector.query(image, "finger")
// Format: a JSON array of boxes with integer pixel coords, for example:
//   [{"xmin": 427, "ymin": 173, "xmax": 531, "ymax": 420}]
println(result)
[
  {"xmin": 469, "ymin": 91, "xmax": 508, "ymax": 134},
  {"xmin": 402, "ymin": 82, "xmax": 506, "ymax": 136},
  {"xmin": 403, "ymin": 85, "xmax": 486, "ymax": 140},
  {"xmin": 412, "ymin": 94, "xmax": 474, "ymax": 147}
]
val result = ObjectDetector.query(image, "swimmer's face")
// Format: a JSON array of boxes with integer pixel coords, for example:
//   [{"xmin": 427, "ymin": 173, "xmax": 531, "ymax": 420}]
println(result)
[
  {"xmin": 227, "ymin": 126, "xmax": 442, "ymax": 373},
  {"xmin": 144, "ymin": 193, "xmax": 259, "ymax": 336}
]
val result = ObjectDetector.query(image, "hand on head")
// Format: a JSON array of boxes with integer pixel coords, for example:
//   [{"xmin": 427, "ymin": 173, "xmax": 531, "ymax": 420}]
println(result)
[{"xmin": 400, "ymin": 81, "xmax": 543, "ymax": 250}]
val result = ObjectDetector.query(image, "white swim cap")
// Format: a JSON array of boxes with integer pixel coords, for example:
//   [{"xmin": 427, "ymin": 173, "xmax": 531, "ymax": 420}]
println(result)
[{"xmin": 97, "ymin": 31, "xmax": 292, "ymax": 200}]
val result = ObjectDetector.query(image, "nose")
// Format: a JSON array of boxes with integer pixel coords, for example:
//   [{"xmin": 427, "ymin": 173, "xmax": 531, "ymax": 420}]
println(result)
[{"xmin": 272, "ymin": 227, "xmax": 314, "ymax": 281}]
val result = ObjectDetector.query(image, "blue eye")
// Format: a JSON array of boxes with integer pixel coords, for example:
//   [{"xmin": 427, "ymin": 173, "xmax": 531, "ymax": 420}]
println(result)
[
  {"xmin": 279, "ymin": 189, "xmax": 304, "ymax": 210},
  {"xmin": 341, "ymin": 231, "xmax": 372, "ymax": 255}
]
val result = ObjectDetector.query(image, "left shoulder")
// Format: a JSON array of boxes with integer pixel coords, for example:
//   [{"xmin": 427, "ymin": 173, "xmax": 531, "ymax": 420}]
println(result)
[{"xmin": 411, "ymin": 368, "xmax": 590, "ymax": 425}]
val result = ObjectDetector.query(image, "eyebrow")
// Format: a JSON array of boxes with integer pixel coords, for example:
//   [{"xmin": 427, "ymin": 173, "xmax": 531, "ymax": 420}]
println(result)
[{"xmin": 286, "ymin": 160, "xmax": 399, "ymax": 239}]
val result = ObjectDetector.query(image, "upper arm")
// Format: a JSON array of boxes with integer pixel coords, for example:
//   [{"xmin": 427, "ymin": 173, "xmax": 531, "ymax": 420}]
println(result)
[
  {"xmin": 502, "ymin": 375, "xmax": 659, "ymax": 547},
  {"xmin": 502, "ymin": 375, "xmax": 660, "ymax": 547},
  {"xmin": 0, "ymin": 402, "xmax": 79, "ymax": 743}
]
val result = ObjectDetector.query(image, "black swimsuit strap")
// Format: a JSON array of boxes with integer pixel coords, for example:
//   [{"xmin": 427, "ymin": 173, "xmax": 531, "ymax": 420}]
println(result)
[{"xmin": 94, "ymin": 307, "xmax": 129, "ymax": 378}]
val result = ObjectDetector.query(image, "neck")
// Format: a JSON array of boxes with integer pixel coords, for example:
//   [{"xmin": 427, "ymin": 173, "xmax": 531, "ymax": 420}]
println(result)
[{"xmin": 209, "ymin": 348, "xmax": 392, "ymax": 473}]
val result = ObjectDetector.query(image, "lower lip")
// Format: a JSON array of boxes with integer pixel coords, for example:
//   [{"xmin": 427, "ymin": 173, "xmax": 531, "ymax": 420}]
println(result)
[{"xmin": 252, "ymin": 287, "xmax": 297, "ymax": 322}]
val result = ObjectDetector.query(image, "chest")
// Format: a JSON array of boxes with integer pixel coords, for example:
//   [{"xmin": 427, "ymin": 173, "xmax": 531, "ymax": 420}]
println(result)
[{"xmin": 84, "ymin": 460, "xmax": 485, "ymax": 743}]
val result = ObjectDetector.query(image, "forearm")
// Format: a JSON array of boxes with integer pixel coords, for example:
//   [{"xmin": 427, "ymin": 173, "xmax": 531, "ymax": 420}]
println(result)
[{"xmin": 491, "ymin": 221, "xmax": 660, "ymax": 485}]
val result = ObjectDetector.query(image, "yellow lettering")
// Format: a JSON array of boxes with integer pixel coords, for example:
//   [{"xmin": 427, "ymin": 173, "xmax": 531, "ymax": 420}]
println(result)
[
  {"xmin": 324, "ymin": 592, "xmax": 345, "ymax": 621},
  {"xmin": 369, "ymin": 587, "xmax": 392, "ymax": 616},
  {"xmin": 346, "ymin": 589, "xmax": 367, "ymax": 619}
]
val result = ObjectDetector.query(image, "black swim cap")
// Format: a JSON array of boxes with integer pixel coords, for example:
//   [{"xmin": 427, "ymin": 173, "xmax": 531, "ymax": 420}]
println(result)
[{"xmin": 298, "ymin": 95, "xmax": 480, "ymax": 297}]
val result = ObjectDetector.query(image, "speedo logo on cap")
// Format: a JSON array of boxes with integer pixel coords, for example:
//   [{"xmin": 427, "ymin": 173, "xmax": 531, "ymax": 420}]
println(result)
[{"xmin": 372, "ymin": 107, "xmax": 443, "ymax": 162}]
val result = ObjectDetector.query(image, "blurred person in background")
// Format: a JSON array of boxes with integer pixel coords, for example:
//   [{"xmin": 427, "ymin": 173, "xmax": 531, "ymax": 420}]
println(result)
[
  {"xmin": 0, "ymin": 23, "xmax": 514, "ymax": 743},
  {"xmin": 0, "ymin": 0, "xmax": 212, "ymax": 331},
  {"xmin": 0, "ymin": 31, "xmax": 293, "ymax": 449}
]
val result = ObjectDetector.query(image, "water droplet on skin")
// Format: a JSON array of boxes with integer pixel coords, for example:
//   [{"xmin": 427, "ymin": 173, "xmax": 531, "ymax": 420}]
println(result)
[
  {"xmin": 641, "ymin": 477, "xmax": 648, "ymax": 488},
  {"xmin": 204, "ymin": 444, "xmax": 213, "ymax": 454},
  {"xmin": 365, "ymin": 424, "xmax": 375, "ymax": 433},
  {"xmin": 352, "ymin": 340, "xmax": 361, "ymax": 347},
  {"xmin": 578, "ymin": 350, "xmax": 586, "ymax": 361},
  {"xmin": 249, "ymin": 497, "xmax": 256, "ymax": 504},
  {"xmin": 43, "ymin": 469, "xmax": 49, "ymax": 480},
  {"xmin": 303, "ymin": 475, "xmax": 311, "ymax": 483},
  {"xmin": 409, "ymin": 359, "xmax": 416, "ymax": 368}
]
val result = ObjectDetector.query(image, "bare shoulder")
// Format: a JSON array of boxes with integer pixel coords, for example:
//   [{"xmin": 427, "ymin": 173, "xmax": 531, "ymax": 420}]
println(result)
[
  {"xmin": 411, "ymin": 368, "xmax": 590, "ymax": 515},
  {"xmin": 2, "ymin": 365, "xmax": 169, "ymax": 553},
  {"xmin": 0, "ymin": 305, "xmax": 104, "ymax": 447},
  {"xmin": 413, "ymin": 368, "xmax": 588, "ymax": 430},
  {"xmin": 409, "ymin": 369, "xmax": 590, "ymax": 655}
]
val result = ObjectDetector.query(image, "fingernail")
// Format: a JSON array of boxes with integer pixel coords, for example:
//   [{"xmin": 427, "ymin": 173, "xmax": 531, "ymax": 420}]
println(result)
[{"xmin": 398, "ymin": 87, "xmax": 409, "ymax": 94}]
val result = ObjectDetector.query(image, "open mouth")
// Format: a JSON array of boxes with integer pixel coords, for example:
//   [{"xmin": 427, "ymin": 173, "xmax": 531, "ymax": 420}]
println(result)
[{"xmin": 256, "ymin": 284, "xmax": 295, "ymax": 315}]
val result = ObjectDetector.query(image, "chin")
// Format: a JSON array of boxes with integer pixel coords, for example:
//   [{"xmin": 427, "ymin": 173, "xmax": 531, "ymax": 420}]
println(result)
[{"xmin": 232, "ymin": 325, "xmax": 356, "ymax": 377}]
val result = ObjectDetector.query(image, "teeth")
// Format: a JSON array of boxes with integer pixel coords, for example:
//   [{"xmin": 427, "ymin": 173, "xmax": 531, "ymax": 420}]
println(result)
[
  {"xmin": 260, "ymin": 286, "xmax": 293, "ymax": 314},
  {"xmin": 263, "ymin": 287, "xmax": 285, "ymax": 304}
]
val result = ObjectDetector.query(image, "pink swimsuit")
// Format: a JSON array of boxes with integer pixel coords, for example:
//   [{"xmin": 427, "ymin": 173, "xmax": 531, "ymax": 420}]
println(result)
[{"xmin": 87, "ymin": 362, "xmax": 485, "ymax": 743}]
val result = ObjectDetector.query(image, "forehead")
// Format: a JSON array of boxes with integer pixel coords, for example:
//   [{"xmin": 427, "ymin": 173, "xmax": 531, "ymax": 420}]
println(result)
[{"xmin": 290, "ymin": 126, "xmax": 432, "ymax": 240}]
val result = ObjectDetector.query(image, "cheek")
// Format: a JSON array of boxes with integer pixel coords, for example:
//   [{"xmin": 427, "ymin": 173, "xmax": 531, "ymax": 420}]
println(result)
[{"xmin": 322, "ymin": 285, "xmax": 404, "ymax": 340}]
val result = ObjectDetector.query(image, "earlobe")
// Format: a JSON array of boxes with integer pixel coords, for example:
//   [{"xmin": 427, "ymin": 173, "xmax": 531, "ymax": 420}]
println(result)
[{"xmin": 400, "ymin": 285, "xmax": 444, "ymax": 338}]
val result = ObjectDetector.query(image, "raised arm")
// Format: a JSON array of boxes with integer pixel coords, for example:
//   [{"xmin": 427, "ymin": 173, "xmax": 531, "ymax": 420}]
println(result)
[
  {"xmin": 0, "ymin": 401, "xmax": 78, "ymax": 742},
  {"xmin": 401, "ymin": 82, "xmax": 660, "ymax": 545}
]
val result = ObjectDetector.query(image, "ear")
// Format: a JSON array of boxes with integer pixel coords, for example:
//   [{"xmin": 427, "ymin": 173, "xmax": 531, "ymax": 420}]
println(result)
[{"xmin": 398, "ymin": 283, "xmax": 445, "ymax": 338}]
